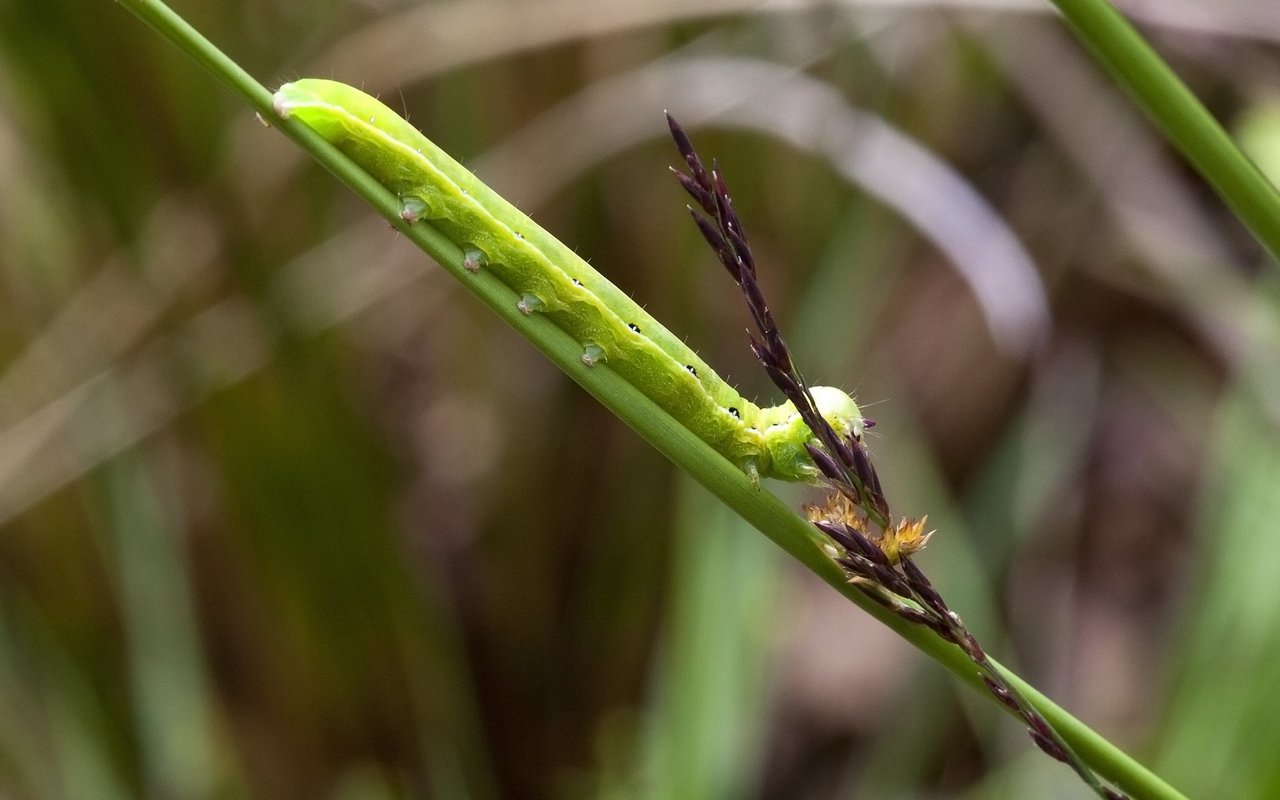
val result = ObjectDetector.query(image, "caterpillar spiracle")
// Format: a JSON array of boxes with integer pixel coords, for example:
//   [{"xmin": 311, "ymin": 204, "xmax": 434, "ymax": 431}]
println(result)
[{"xmin": 273, "ymin": 79, "xmax": 863, "ymax": 483}]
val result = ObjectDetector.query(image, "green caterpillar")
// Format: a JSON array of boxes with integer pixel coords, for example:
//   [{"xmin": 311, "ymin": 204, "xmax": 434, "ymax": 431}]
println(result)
[{"xmin": 273, "ymin": 79, "xmax": 862, "ymax": 482}]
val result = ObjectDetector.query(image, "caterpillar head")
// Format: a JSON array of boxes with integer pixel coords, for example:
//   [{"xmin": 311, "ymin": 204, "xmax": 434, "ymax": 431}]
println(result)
[
  {"xmin": 762, "ymin": 386, "xmax": 863, "ymax": 482},
  {"xmin": 811, "ymin": 385, "xmax": 864, "ymax": 442}
]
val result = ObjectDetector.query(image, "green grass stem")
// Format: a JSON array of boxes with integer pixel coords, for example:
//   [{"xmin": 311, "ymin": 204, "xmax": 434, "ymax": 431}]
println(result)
[
  {"xmin": 1049, "ymin": 0, "xmax": 1280, "ymax": 266},
  {"xmin": 116, "ymin": 0, "xmax": 1186, "ymax": 796}
]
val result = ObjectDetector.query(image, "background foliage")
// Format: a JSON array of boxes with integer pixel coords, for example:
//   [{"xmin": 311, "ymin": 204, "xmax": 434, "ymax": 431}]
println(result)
[{"xmin": 1, "ymin": 1, "xmax": 1278, "ymax": 797}]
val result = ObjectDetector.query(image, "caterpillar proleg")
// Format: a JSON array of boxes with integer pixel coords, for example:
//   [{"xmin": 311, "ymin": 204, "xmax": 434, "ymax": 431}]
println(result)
[{"xmin": 273, "ymin": 79, "xmax": 862, "ymax": 482}]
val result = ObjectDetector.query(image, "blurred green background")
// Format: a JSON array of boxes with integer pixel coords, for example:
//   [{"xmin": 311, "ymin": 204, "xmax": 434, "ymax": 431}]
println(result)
[{"xmin": 2, "ymin": 1, "xmax": 1279, "ymax": 797}]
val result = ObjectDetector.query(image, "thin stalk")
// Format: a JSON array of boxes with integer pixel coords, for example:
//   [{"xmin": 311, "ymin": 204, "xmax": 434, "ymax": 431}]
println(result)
[
  {"xmin": 118, "ymin": 0, "xmax": 1184, "ymax": 796},
  {"xmin": 1048, "ymin": 0, "xmax": 1280, "ymax": 266}
]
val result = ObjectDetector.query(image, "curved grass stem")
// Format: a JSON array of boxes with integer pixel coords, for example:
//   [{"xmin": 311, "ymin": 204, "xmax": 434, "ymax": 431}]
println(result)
[
  {"xmin": 117, "ymin": 0, "xmax": 1186, "ymax": 796},
  {"xmin": 1049, "ymin": 0, "xmax": 1280, "ymax": 266}
]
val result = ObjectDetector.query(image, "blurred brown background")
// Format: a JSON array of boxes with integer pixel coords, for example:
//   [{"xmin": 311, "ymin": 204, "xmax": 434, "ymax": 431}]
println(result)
[{"xmin": 1, "ymin": 0, "xmax": 1279, "ymax": 797}]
